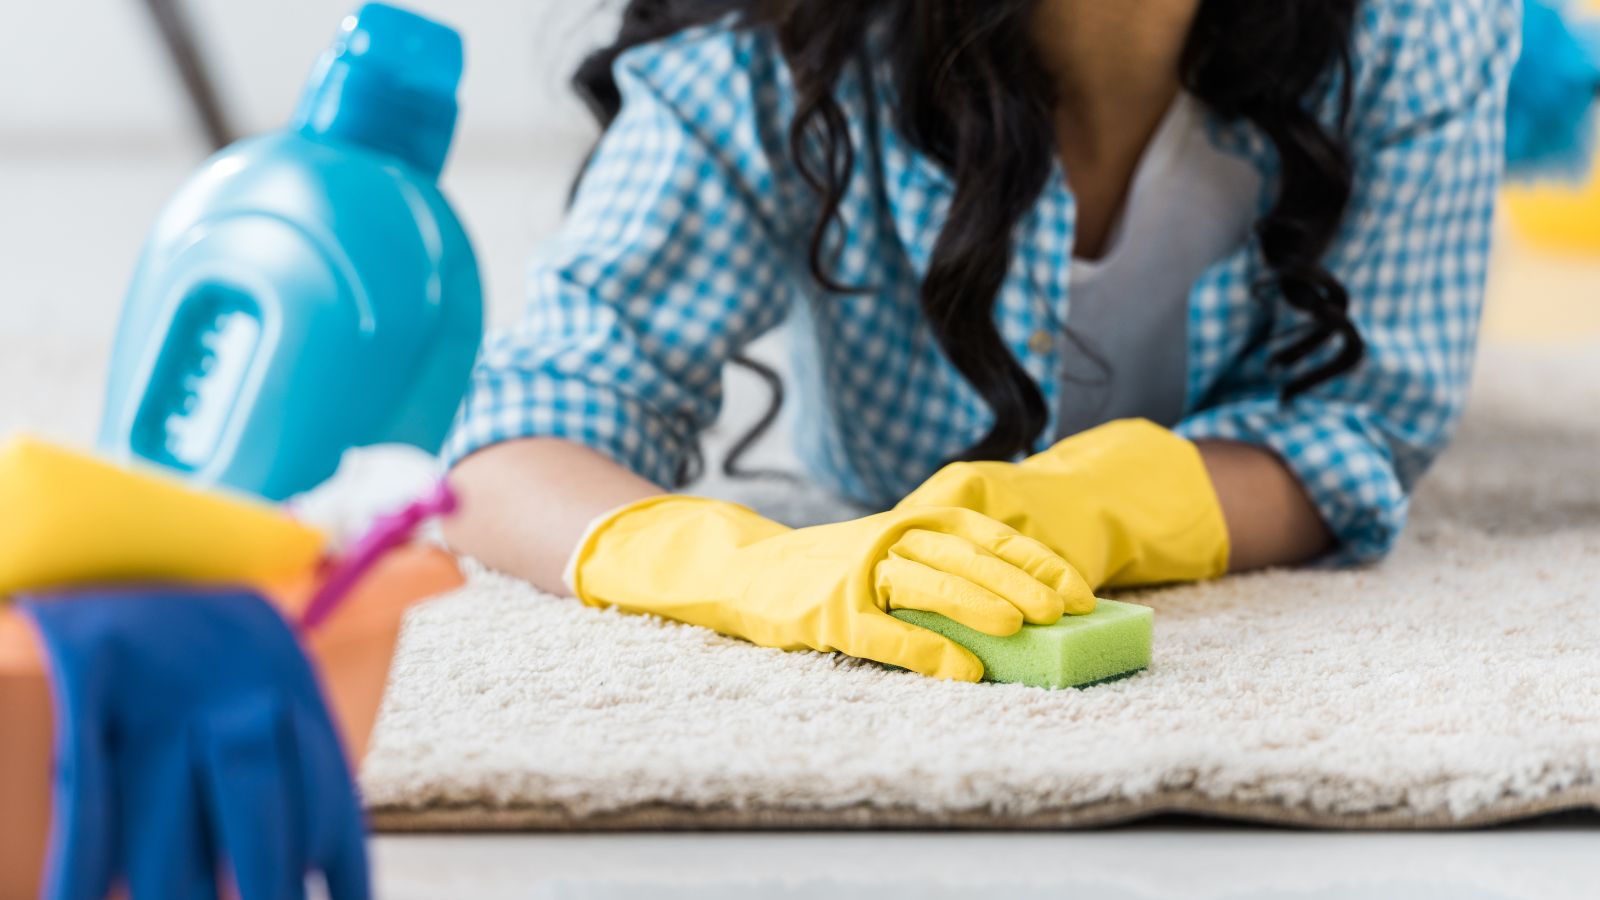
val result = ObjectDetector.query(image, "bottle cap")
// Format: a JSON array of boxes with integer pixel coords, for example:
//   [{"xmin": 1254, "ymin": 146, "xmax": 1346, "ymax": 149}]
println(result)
[{"xmin": 292, "ymin": 3, "xmax": 463, "ymax": 178}]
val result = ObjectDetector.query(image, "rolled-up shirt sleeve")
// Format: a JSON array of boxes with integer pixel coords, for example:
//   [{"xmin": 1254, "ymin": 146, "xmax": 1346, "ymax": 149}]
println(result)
[
  {"xmin": 444, "ymin": 29, "xmax": 800, "ymax": 487},
  {"xmin": 1177, "ymin": 0, "xmax": 1518, "ymax": 562}
]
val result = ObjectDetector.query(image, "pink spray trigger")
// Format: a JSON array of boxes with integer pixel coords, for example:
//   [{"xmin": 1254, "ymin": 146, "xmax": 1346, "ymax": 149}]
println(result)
[{"xmin": 298, "ymin": 479, "xmax": 459, "ymax": 633}]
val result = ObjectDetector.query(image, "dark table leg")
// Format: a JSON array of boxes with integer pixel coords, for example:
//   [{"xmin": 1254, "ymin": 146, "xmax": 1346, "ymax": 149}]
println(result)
[{"xmin": 140, "ymin": 0, "xmax": 236, "ymax": 151}]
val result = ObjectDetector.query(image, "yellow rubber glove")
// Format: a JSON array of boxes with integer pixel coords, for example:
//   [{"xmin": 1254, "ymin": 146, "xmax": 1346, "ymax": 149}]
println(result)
[
  {"xmin": 897, "ymin": 419, "xmax": 1229, "ymax": 590},
  {"xmin": 0, "ymin": 436, "xmax": 326, "ymax": 598},
  {"xmin": 569, "ymin": 495, "xmax": 1095, "ymax": 682}
]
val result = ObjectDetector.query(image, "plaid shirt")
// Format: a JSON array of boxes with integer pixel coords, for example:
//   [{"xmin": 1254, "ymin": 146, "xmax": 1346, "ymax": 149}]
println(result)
[{"xmin": 447, "ymin": 0, "xmax": 1518, "ymax": 562}]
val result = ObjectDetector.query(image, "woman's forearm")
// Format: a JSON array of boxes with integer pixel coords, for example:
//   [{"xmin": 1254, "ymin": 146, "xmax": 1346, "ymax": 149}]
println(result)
[
  {"xmin": 1196, "ymin": 439, "xmax": 1333, "ymax": 572},
  {"xmin": 442, "ymin": 438, "xmax": 665, "ymax": 594},
  {"xmin": 442, "ymin": 433, "xmax": 1326, "ymax": 591}
]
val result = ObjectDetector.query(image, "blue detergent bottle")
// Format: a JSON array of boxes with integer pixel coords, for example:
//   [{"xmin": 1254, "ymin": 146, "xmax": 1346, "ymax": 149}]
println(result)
[{"xmin": 99, "ymin": 3, "xmax": 482, "ymax": 501}]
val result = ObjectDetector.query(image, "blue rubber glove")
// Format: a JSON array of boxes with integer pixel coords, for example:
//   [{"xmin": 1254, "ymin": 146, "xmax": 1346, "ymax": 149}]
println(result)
[{"xmin": 20, "ymin": 587, "xmax": 370, "ymax": 900}]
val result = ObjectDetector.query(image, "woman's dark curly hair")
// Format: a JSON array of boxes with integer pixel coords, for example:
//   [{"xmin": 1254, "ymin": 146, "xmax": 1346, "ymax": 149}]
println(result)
[{"xmin": 574, "ymin": 0, "xmax": 1362, "ymax": 465}]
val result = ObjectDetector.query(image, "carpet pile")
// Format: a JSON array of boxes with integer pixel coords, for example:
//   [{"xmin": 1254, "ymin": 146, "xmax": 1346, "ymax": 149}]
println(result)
[{"xmin": 361, "ymin": 343, "xmax": 1600, "ymax": 830}]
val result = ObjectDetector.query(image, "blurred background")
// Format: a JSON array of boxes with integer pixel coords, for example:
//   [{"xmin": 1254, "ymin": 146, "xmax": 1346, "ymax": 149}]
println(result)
[
  {"xmin": 1, "ymin": 1, "xmax": 604, "ymax": 152},
  {"xmin": 2, "ymin": 0, "xmax": 1598, "ymax": 445}
]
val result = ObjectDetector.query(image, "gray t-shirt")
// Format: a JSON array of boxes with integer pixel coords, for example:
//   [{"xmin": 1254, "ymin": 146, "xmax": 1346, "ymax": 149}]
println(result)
[{"xmin": 1056, "ymin": 93, "xmax": 1264, "ymax": 439}]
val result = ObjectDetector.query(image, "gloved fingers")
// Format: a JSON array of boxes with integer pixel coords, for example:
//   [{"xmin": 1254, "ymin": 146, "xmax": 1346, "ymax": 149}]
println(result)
[
  {"xmin": 848, "ymin": 608, "xmax": 985, "ymax": 682},
  {"xmin": 875, "ymin": 554, "xmax": 1023, "ymax": 636},
  {"xmin": 317, "ymin": 826, "xmax": 373, "ymax": 900},
  {"xmin": 197, "ymin": 698, "xmax": 304, "ymax": 900},
  {"xmin": 937, "ymin": 513, "xmax": 1098, "ymax": 616},
  {"xmin": 118, "ymin": 741, "xmax": 221, "ymax": 900},
  {"xmin": 290, "ymin": 707, "xmax": 372, "ymax": 900},
  {"xmin": 983, "ymin": 532, "xmax": 1095, "ymax": 615},
  {"xmin": 1046, "ymin": 559, "xmax": 1097, "ymax": 615},
  {"xmin": 893, "ymin": 528, "xmax": 1065, "ymax": 625}
]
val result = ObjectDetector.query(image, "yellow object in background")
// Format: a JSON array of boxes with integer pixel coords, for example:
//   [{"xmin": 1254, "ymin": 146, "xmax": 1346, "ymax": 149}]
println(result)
[
  {"xmin": 0, "ymin": 436, "xmax": 325, "ymax": 599},
  {"xmin": 1505, "ymin": 0, "xmax": 1600, "ymax": 254},
  {"xmin": 1506, "ymin": 177, "xmax": 1600, "ymax": 254}
]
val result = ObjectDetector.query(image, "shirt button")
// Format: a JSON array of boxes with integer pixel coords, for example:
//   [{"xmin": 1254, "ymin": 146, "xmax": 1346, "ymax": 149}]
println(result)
[{"xmin": 1028, "ymin": 330, "xmax": 1055, "ymax": 355}]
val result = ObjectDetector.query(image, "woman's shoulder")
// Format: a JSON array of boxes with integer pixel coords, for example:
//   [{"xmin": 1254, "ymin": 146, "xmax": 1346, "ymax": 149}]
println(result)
[
  {"xmin": 1351, "ymin": 0, "xmax": 1519, "ymax": 44},
  {"xmin": 610, "ymin": 17, "xmax": 794, "ymax": 125},
  {"xmin": 1342, "ymin": 0, "xmax": 1520, "ymax": 132}
]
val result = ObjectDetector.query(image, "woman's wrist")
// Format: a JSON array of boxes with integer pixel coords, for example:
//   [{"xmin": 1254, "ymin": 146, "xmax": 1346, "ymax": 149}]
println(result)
[
  {"xmin": 441, "ymin": 438, "xmax": 665, "ymax": 595},
  {"xmin": 1195, "ymin": 439, "xmax": 1333, "ymax": 571}
]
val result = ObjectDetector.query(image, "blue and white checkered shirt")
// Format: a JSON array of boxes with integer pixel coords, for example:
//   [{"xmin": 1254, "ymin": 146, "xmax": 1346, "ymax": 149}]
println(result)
[{"xmin": 446, "ymin": 0, "xmax": 1518, "ymax": 562}]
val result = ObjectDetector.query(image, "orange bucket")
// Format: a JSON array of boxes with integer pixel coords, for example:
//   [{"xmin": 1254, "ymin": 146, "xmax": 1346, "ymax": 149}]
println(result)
[{"xmin": 0, "ymin": 544, "xmax": 462, "ymax": 899}]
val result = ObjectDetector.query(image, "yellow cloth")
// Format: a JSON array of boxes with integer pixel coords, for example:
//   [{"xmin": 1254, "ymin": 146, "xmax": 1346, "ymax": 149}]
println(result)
[
  {"xmin": 0, "ymin": 436, "xmax": 325, "ymax": 598},
  {"xmin": 898, "ymin": 419, "xmax": 1230, "ymax": 589},
  {"xmin": 570, "ymin": 496, "xmax": 1093, "ymax": 682}
]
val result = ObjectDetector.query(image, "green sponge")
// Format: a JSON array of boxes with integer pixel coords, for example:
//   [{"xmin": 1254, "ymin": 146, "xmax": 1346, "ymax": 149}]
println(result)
[{"xmin": 892, "ymin": 599, "xmax": 1153, "ymax": 689}]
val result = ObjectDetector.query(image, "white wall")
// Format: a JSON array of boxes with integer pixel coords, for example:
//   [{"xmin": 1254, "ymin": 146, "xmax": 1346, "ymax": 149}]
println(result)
[
  {"xmin": 0, "ymin": 0, "xmax": 616, "ymax": 157},
  {"xmin": 0, "ymin": 0, "xmax": 632, "ymax": 360}
]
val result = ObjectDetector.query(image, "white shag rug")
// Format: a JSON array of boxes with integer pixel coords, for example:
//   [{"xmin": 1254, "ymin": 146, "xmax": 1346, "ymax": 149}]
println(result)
[{"xmin": 360, "ymin": 343, "xmax": 1600, "ymax": 830}]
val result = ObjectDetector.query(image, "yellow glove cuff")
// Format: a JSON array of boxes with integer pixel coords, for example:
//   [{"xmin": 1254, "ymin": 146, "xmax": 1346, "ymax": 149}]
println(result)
[
  {"xmin": 1021, "ymin": 419, "xmax": 1230, "ymax": 587},
  {"xmin": 567, "ymin": 494, "xmax": 784, "ymax": 613}
]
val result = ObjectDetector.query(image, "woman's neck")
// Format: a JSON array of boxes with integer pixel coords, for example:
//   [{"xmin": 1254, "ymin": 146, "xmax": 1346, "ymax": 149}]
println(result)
[
  {"xmin": 1031, "ymin": 0, "xmax": 1201, "ymax": 258},
  {"xmin": 1031, "ymin": 0, "xmax": 1198, "ymax": 125}
]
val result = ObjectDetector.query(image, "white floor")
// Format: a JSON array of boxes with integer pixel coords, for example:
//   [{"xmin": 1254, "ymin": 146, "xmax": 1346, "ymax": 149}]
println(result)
[
  {"xmin": 7, "ymin": 146, "xmax": 1599, "ymax": 900},
  {"xmin": 371, "ymin": 825, "xmax": 1600, "ymax": 899}
]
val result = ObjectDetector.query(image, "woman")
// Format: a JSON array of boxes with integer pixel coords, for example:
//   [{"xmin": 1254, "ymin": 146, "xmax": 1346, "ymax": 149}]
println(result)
[{"xmin": 444, "ymin": 0, "xmax": 1517, "ymax": 681}]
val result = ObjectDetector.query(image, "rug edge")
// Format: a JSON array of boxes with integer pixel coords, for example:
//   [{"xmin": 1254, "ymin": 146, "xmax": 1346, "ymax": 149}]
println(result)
[{"xmin": 368, "ymin": 785, "xmax": 1600, "ymax": 833}]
